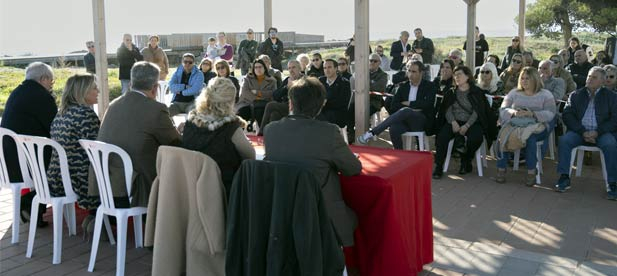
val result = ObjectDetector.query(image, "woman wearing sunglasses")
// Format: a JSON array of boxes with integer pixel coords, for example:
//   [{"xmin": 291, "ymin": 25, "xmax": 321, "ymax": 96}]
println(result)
[
  {"xmin": 501, "ymin": 36, "xmax": 523, "ymax": 71},
  {"xmin": 500, "ymin": 53, "xmax": 524, "ymax": 93},
  {"xmin": 549, "ymin": 54, "xmax": 577, "ymax": 95},
  {"xmin": 214, "ymin": 59, "xmax": 240, "ymax": 102}
]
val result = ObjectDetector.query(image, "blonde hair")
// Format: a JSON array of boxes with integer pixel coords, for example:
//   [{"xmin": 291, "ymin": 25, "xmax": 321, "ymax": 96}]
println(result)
[
  {"xmin": 59, "ymin": 73, "xmax": 97, "ymax": 114},
  {"xmin": 477, "ymin": 62, "xmax": 499, "ymax": 93},
  {"xmin": 517, "ymin": 67, "xmax": 543, "ymax": 93},
  {"xmin": 194, "ymin": 77, "xmax": 237, "ymax": 118}
]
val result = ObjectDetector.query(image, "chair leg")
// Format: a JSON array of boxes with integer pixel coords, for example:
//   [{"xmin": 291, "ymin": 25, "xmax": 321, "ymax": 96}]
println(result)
[
  {"xmin": 548, "ymin": 131, "xmax": 556, "ymax": 160},
  {"xmin": 104, "ymin": 215, "xmax": 116, "ymax": 245},
  {"xmin": 52, "ymin": 201, "xmax": 64, "ymax": 264},
  {"xmin": 63, "ymin": 203, "xmax": 77, "ymax": 236},
  {"xmin": 475, "ymin": 149, "xmax": 483, "ymax": 177},
  {"xmin": 88, "ymin": 210, "xmax": 105, "ymax": 272},
  {"xmin": 403, "ymin": 135, "xmax": 411, "ymax": 150},
  {"xmin": 599, "ymin": 152, "xmax": 608, "ymax": 192},
  {"xmin": 116, "ymin": 214, "xmax": 129, "ymax": 276},
  {"xmin": 424, "ymin": 136, "xmax": 431, "ymax": 152},
  {"xmin": 576, "ymin": 149, "xmax": 584, "ymax": 177},
  {"xmin": 536, "ymin": 145, "xmax": 542, "ymax": 184},
  {"xmin": 513, "ymin": 150, "xmax": 520, "ymax": 171},
  {"xmin": 418, "ymin": 135, "xmax": 425, "ymax": 151},
  {"xmin": 443, "ymin": 140, "xmax": 454, "ymax": 172},
  {"xmin": 26, "ymin": 197, "xmax": 40, "ymax": 259},
  {"xmin": 569, "ymin": 148, "xmax": 578, "ymax": 177},
  {"xmin": 133, "ymin": 214, "xmax": 143, "ymax": 248},
  {"xmin": 11, "ymin": 186, "xmax": 21, "ymax": 244}
]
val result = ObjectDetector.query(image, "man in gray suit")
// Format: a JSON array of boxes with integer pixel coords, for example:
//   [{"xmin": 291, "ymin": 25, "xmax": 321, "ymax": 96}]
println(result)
[
  {"xmin": 91, "ymin": 61, "xmax": 182, "ymax": 207},
  {"xmin": 263, "ymin": 77, "xmax": 362, "ymax": 246}
]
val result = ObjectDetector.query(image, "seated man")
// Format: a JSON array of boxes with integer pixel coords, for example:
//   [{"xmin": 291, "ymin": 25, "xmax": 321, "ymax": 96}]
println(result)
[
  {"xmin": 258, "ymin": 60, "xmax": 303, "ymax": 135},
  {"xmin": 555, "ymin": 66, "xmax": 617, "ymax": 200},
  {"xmin": 539, "ymin": 60, "xmax": 566, "ymax": 102},
  {"xmin": 168, "ymin": 53, "xmax": 204, "ymax": 116},
  {"xmin": 93, "ymin": 61, "xmax": 182, "ymax": 207},
  {"xmin": 263, "ymin": 77, "xmax": 362, "ymax": 246},
  {"xmin": 357, "ymin": 61, "xmax": 436, "ymax": 149},
  {"xmin": 567, "ymin": 49, "xmax": 594, "ymax": 89},
  {"xmin": 317, "ymin": 59, "xmax": 351, "ymax": 128}
]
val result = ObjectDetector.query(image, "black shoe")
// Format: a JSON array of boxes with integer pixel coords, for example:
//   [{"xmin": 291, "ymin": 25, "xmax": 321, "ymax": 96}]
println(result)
[
  {"xmin": 555, "ymin": 174, "xmax": 571, "ymax": 193},
  {"xmin": 246, "ymin": 124, "xmax": 254, "ymax": 133},
  {"xmin": 458, "ymin": 161, "xmax": 472, "ymax": 175},
  {"xmin": 432, "ymin": 168, "xmax": 443, "ymax": 179}
]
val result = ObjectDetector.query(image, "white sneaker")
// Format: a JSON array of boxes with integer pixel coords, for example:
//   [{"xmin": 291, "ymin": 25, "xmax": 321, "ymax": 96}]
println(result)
[{"xmin": 356, "ymin": 132, "xmax": 373, "ymax": 144}]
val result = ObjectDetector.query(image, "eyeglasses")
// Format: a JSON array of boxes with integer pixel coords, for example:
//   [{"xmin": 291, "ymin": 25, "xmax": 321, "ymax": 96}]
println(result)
[
  {"xmin": 183, "ymin": 60, "xmax": 194, "ymax": 64},
  {"xmin": 216, "ymin": 66, "xmax": 226, "ymax": 70},
  {"xmin": 512, "ymin": 39, "xmax": 519, "ymax": 42},
  {"xmin": 480, "ymin": 70, "xmax": 491, "ymax": 75},
  {"xmin": 512, "ymin": 59, "xmax": 522, "ymax": 64},
  {"xmin": 338, "ymin": 63, "xmax": 347, "ymax": 66},
  {"xmin": 550, "ymin": 59, "xmax": 561, "ymax": 64},
  {"xmin": 312, "ymin": 59, "xmax": 320, "ymax": 62},
  {"xmin": 87, "ymin": 46, "xmax": 94, "ymax": 48},
  {"xmin": 369, "ymin": 60, "xmax": 380, "ymax": 63}
]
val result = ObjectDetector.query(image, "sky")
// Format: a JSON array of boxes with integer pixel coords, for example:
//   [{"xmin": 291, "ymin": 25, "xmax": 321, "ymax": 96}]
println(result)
[{"xmin": 0, "ymin": 0, "xmax": 535, "ymax": 56}]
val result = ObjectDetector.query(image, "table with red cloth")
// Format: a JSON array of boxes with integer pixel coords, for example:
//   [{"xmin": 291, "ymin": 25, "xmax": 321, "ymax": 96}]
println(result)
[{"xmin": 247, "ymin": 135, "xmax": 434, "ymax": 275}]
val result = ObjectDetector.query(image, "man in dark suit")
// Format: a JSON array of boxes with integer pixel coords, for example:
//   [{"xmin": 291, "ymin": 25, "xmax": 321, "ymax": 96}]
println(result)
[
  {"xmin": 390, "ymin": 30, "xmax": 412, "ymax": 71},
  {"xmin": 91, "ymin": 61, "xmax": 182, "ymax": 207},
  {"xmin": 1, "ymin": 62, "xmax": 57, "ymax": 227},
  {"xmin": 317, "ymin": 59, "xmax": 351, "ymax": 128},
  {"xmin": 263, "ymin": 77, "xmax": 362, "ymax": 246},
  {"xmin": 555, "ymin": 67, "xmax": 617, "ymax": 200},
  {"xmin": 357, "ymin": 61, "xmax": 436, "ymax": 149}
]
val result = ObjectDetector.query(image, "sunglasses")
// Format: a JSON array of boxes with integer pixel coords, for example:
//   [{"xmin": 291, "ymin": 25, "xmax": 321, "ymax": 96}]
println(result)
[
  {"xmin": 369, "ymin": 60, "xmax": 380, "ymax": 63},
  {"xmin": 449, "ymin": 56, "xmax": 459, "ymax": 59},
  {"xmin": 609, "ymin": 75, "xmax": 616, "ymax": 79},
  {"xmin": 550, "ymin": 59, "xmax": 561, "ymax": 64},
  {"xmin": 338, "ymin": 63, "xmax": 347, "ymax": 66},
  {"xmin": 183, "ymin": 60, "xmax": 194, "ymax": 64},
  {"xmin": 512, "ymin": 39, "xmax": 519, "ymax": 42},
  {"xmin": 216, "ymin": 66, "xmax": 226, "ymax": 70},
  {"xmin": 480, "ymin": 70, "xmax": 491, "ymax": 75},
  {"xmin": 512, "ymin": 59, "xmax": 522, "ymax": 64},
  {"xmin": 87, "ymin": 46, "xmax": 94, "ymax": 48}
]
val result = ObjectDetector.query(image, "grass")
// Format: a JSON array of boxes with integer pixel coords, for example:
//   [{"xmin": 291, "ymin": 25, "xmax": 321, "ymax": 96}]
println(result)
[{"xmin": 0, "ymin": 33, "xmax": 608, "ymax": 116}]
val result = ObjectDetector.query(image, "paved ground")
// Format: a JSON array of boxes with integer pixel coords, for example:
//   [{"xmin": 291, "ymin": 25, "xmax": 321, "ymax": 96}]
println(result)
[{"xmin": 1, "ymin": 131, "xmax": 617, "ymax": 275}]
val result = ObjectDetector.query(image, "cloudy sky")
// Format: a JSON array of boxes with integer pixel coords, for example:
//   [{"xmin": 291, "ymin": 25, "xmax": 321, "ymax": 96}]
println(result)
[{"xmin": 1, "ymin": 0, "xmax": 533, "ymax": 56}]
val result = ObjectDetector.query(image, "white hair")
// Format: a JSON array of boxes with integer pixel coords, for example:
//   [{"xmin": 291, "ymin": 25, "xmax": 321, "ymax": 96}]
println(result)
[
  {"xmin": 25, "ymin": 62, "xmax": 53, "ymax": 82},
  {"xmin": 477, "ymin": 62, "xmax": 499, "ymax": 93},
  {"xmin": 539, "ymin": 60, "xmax": 555, "ymax": 72}
]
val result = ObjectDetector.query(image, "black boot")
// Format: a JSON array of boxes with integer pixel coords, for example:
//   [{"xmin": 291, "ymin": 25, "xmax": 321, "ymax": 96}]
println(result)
[
  {"xmin": 433, "ymin": 166, "xmax": 443, "ymax": 179},
  {"xmin": 458, "ymin": 159, "xmax": 473, "ymax": 175}
]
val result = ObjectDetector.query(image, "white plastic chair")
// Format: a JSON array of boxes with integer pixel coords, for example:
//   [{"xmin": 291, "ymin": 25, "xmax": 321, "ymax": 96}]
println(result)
[
  {"xmin": 512, "ymin": 141, "xmax": 544, "ymax": 184},
  {"xmin": 156, "ymin": 81, "xmax": 169, "ymax": 105},
  {"xmin": 16, "ymin": 135, "xmax": 77, "ymax": 264},
  {"xmin": 402, "ymin": 131, "xmax": 430, "ymax": 151},
  {"xmin": 80, "ymin": 139, "xmax": 147, "ymax": 276},
  {"xmin": 340, "ymin": 126, "xmax": 349, "ymax": 144},
  {"xmin": 568, "ymin": 145, "xmax": 609, "ymax": 191},
  {"xmin": 0, "ymin": 127, "xmax": 33, "ymax": 244},
  {"xmin": 443, "ymin": 138, "xmax": 488, "ymax": 177}
]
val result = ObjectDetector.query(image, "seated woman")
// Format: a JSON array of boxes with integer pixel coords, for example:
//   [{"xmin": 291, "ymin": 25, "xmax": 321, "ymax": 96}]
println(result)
[
  {"xmin": 235, "ymin": 59, "xmax": 277, "ymax": 131},
  {"xmin": 495, "ymin": 67, "xmax": 556, "ymax": 185},
  {"xmin": 297, "ymin": 53, "xmax": 310, "ymax": 75},
  {"xmin": 500, "ymin": 53, "xmax": 523, "ymax": 93},
  {"xmin": 182, "ymin": 77, "xmax": 256, "ymax": 194},
  {"xmin": 477, "ymin": 62, "xmax": 505, "ymax": 113},
  {"xmin": 199, "ymin": 58, "xmax": 217, "ymax": 85},
  {"xmin": 214, "ymin": 59, "xmax": 240, "ymax": 101},
  {"xmin": 46, "ymin": 73, "xmax": 101, "ymax": 233},
  {"xmin": 357, "ymin": 61, "xmax": 436, "ymax": 149},
  {"xmin": 434, "ymin": 59, "xmax": 455, "ymax": 95},
  {"xmin": 433, "ymin": 66, "xmax": 495, "ymax": 179},
  {"xmin": 549, "ymin": 54, "xmax": 577, "ymax": 95}
]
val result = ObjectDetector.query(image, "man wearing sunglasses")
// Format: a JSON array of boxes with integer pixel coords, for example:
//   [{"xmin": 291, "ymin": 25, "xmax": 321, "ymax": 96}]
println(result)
[
  {"xmin": 306, "ymin": 52, "xmax": 324, "ymax": 78},
  {"xmin": 168, "ymin": 53, "xmax": 204, "ymax": 116},
  {"xmin": 603, "ymin": 64, "xmax": 617, "ymax": 92},
  {"xmin": 84, "ymin": 41, "xmax": 96, "ymax": 74}
]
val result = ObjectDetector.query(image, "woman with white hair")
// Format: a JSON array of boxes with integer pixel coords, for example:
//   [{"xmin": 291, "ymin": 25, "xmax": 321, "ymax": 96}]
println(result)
[
  {"xmin": 182, "ymin": 77, "xmax": 256, "ymax": 194},
  {"xmin": 296, "ymin": 53, "xmax": 310, "ymax": 75},
  {"xmin": 477, "ymin": 62, "xmax": 503, "ymax": 95}
]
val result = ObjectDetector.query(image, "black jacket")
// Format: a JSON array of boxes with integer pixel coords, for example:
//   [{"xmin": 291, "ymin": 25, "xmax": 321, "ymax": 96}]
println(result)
[
  {"xmin": 436, "ymin": 85, "xmax": 497, "ymax": 141},
  {"xmin": 84, "ymin": 52, "xmax": 96, "ymax": 73},
  {"xmin": 318, "ymin": 76, "xmax": 351, "ymax": 127},
  {"xmin": 307, "ymin": 64, "xmax": 324, "ymax": 78},
  {"xmin": 566, "ymin": 61, "xmax": 594, "ymax": 89},
  {"xmin": 117, "ymin": 43, "xmax": 143, "ymax": 80},
  {"xmin": 1, "ymin": 80, "xmax": 57, "ymax": 182},
  {"xmin": 606, "ymin": 36, "xmax": 617, "ymax": 63},
  {"xmin": 501, "ymin": 46, "xmax": 522, "ymax": 71},
  {"xmin": 390, "ymin": 40, "xmax": 411, "ymax": 70},
  {"xmin": 412, "ymin": 37, "xmax": 435, "ymax": 64},
  {"xmin": 391, "ymin": 79, "xmax": 437, "ymax": 135},
  {"xmin": 562, "ymin": 87, "xmax": 617, "ymax": 138},
  {"xmin": 226, "ymin": 160, "xmax": 345, "ymax": 276},
  {"xmin": 258, "ymin": 38, "xmax": 284, "ymax": 71}
]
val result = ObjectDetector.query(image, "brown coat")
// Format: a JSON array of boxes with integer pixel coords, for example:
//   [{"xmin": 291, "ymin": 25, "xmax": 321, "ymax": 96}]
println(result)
[
  {"xmin": 234, "ymin": 74, "xmax": 277, "ymax": 112},
  {"xmin": 145, "ymin": 146, "xmax": 225, "ymax": 276},
  {"xmin": 141, "ymin": 46, "xmax": 169, "ymax": 80},
  {"xmin": 89, "ymin": 91, "xmax": 181, "ymax": 207}
]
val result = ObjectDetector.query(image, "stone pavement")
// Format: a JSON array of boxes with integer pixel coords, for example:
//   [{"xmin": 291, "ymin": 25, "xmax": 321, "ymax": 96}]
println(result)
[{"xmin": 1, "ymin": 133, "xmax": 617, "ymax": 275}]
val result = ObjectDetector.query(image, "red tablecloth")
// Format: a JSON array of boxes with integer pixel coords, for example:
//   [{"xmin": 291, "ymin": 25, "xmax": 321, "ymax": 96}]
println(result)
[{"xmin": 342, "ymin": 145, "xmax": 433, "ymax": 275}]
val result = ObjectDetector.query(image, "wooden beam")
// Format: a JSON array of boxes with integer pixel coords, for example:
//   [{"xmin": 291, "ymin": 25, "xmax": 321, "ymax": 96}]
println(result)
[
  {"xmin": 92, "ymin": 0, "xmax": 109, "ymax": 118},
  {"xmin": 264, "ymin": 0, "xmax": 272, "ymax": 33},
  {"xmin": 354, "ymin": 0, "xmax": 370, "ymax": 141},
  {"xmin": 464, "ymin": 0, "xmax": 478, "ymax": 69},
  {"xmin": 519, "ymin": 0, "xmax": 526, "ymax": 49}
]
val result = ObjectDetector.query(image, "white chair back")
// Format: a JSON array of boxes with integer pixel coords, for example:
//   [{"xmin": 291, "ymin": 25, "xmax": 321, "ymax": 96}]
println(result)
[
  {"xmin": 157, "ymin": 81, "xmax": 169, "ymax": 104},
  {"xmin": 0, "ymin": 127, "xmax": 32, "ymax": 189},
  {"xmin": 17, "ymin": 135, "xmax": 77, "ymax": 203},
  {"xmin": 79, "ymin": 139, "xmax": 133, "ymax": 210}
]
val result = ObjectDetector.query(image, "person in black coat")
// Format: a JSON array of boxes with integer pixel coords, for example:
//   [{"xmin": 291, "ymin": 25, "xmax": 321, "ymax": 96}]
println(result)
[
  {"xmin": 317, "ymin": 59, "xmax": 351, "ymax": 128},
  {"xmin": 117, "ymin": 34, "xmax": 143, "ymax": 94},
  {"xmin": 567, "ymin": 49, "xmax": 594, "ymax": 89},
  {"xmin": 432, "ymin": 66, "xmax": 497, "ymax": 179},
  {"xmin": 258, "ymin": 27, "xmax": 284, "ymax": 71},
  {"xmin": 605, "ymin": 35, "xmax": 617, "ymax": 65},
  {"xmin": 1, "ymin": 62, "xmax": 58, "ymax": 227},
  {"xmin": 390, "ymin": 31, "xmax": 412, "ymax": 70},
  {"xmin": 357, "ymin": 61, "xmax": 436, "ymax": 149},
  {"xmin": 258, "ymin": 60, "xmax": 304, "ymax": 135},
  {"xmin": 306, "ymin": 53, "xmax": 325, "ymax": 78}
]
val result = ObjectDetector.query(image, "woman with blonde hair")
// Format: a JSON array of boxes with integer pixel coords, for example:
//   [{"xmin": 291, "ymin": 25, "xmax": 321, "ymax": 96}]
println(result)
[
  {"xmin": 182, "ymin": 77, "xmax": 255, "ymax": 193},
  {"xmin": 47, "ymin": 73, "xmax": 101, "ymax": 233},
  {"xmin": 495, "ymin": 67, "xmax": 556, "ymax": 185},
  {"xmin": 500, "ymin": 53, "xmax": 524, "ymax": 93},
  {"xmin": 296, "ymin": 53, "xmax": 310, "ymax": 75},
  {"xmin": 214, "ymin": 59, "xmax": 240, "ymax": 101}
]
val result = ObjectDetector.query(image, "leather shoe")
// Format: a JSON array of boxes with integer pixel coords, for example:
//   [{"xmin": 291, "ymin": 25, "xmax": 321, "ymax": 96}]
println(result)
[
  {"xmin": 432, "ymin": 168, "xmax": 443, "ymax": 179},
  {"xmin": 458, "ymin": 161, "xmax": 472, "ymax": 175}
]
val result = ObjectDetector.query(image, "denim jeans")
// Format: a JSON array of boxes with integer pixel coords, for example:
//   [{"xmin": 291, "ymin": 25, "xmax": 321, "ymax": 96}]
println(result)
[
  {"xmin": 557, "ymin": 131, "xmax": 617, "ymax": 182},
  {"xmin": 120, "ymin": 79, "xmax": 130, "ymax": 94},
  {"xmin": 497, "ymin": 118, "xmax": 556, "ymax": 170},
  {"xmin": 371, "ymin": 107, "xmax": 425, "ymax": 149}
]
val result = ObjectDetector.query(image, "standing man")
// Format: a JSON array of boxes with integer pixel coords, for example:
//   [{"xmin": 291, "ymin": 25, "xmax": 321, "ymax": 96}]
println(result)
[
  {"xmin": 168, "ymin": 53, "xmax": 205, "ymax": 116},
  {"xmin": 375, "ymin": 45, "xmax": 390, "ymax": 71},
  {"xmin": 554, "ymin": 67, "xmax": 617, "ymax": 200},
  {"xmin": 117, "ymin": 34, "xmax": 143, "ymax": 94},
  {"xmin": 141, "ymin": 35, "xmax": 169, "ymax": 80},
  {"xmin": 318, "ymin": 59, "xmax": 352, "ymax": 128},
  {"xmin": 412, "ymin": 28, "xmax": 435, "ymax": 64},
  {"xmin": 463, "ymin": 26, "xmax": 489, "ymax": 68},
  {"xmin": 390, "ymin": 31, "xmax": 412, "ymax": 71},
  {"xmin": 237, "ymin": 28, "xmax": 258, "ymax": 76},
  {"xmin": 567, "ymin": 49, "xmax": 594, "ymax": 89},
  {"xmin": 84, "ymin": 41, "xmax": 96, "ymax": 74},
  {"xmin": 93, "ymin": 61, "xmax": 182, "ymax": 207},
  {"xmin": 216, "ymin": 32, "xmax": 234, "ymax": 71},
  {"xmin": 258, "ymin": 27, "xmax": 284, "ymax": 71}
]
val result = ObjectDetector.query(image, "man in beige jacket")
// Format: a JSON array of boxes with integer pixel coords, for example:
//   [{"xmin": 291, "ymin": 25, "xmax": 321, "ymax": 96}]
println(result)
[{"xmin": 141, "ymin": 35, "xmax": 169, "ymax": 80}]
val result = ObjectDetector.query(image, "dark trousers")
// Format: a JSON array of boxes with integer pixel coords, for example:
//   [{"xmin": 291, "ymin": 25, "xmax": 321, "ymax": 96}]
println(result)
[
  {"xmin": 434, "ymin": 122, "xmax": 484, "ymax": 168},
  {"xmin": 259, "ymin": 102, "xmax": 289, "ymax": 135},
  {"xmin": 371, "ymin": 107, "xmax": 426, "ymax": 149},
  {"xmin": 237, "ymin": 103, "xmax": 267, "ymax": 127},
  {"xmin": 346, "ymin": 105, "xmax": 380, "ymax": 141}
]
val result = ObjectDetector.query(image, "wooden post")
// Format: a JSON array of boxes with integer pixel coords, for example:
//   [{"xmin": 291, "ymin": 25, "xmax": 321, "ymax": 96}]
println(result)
[
  {"xmin": 519, "ymin": 0, "xmax": 526, "ymax": 49},
  {"xmin": 92, "ymin": 0, "xmax": 109, "ymax": 118},
  {"xmin": 464, "ymin": 0, "xmax": 478, "ymax": 69},
  {"xmin": 264, "ymin": 0, "xmax": 272, "ymax": 33},
  {"xmin": 354, "ymin": 0, "xmax": 370, "ymax": 141}
]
